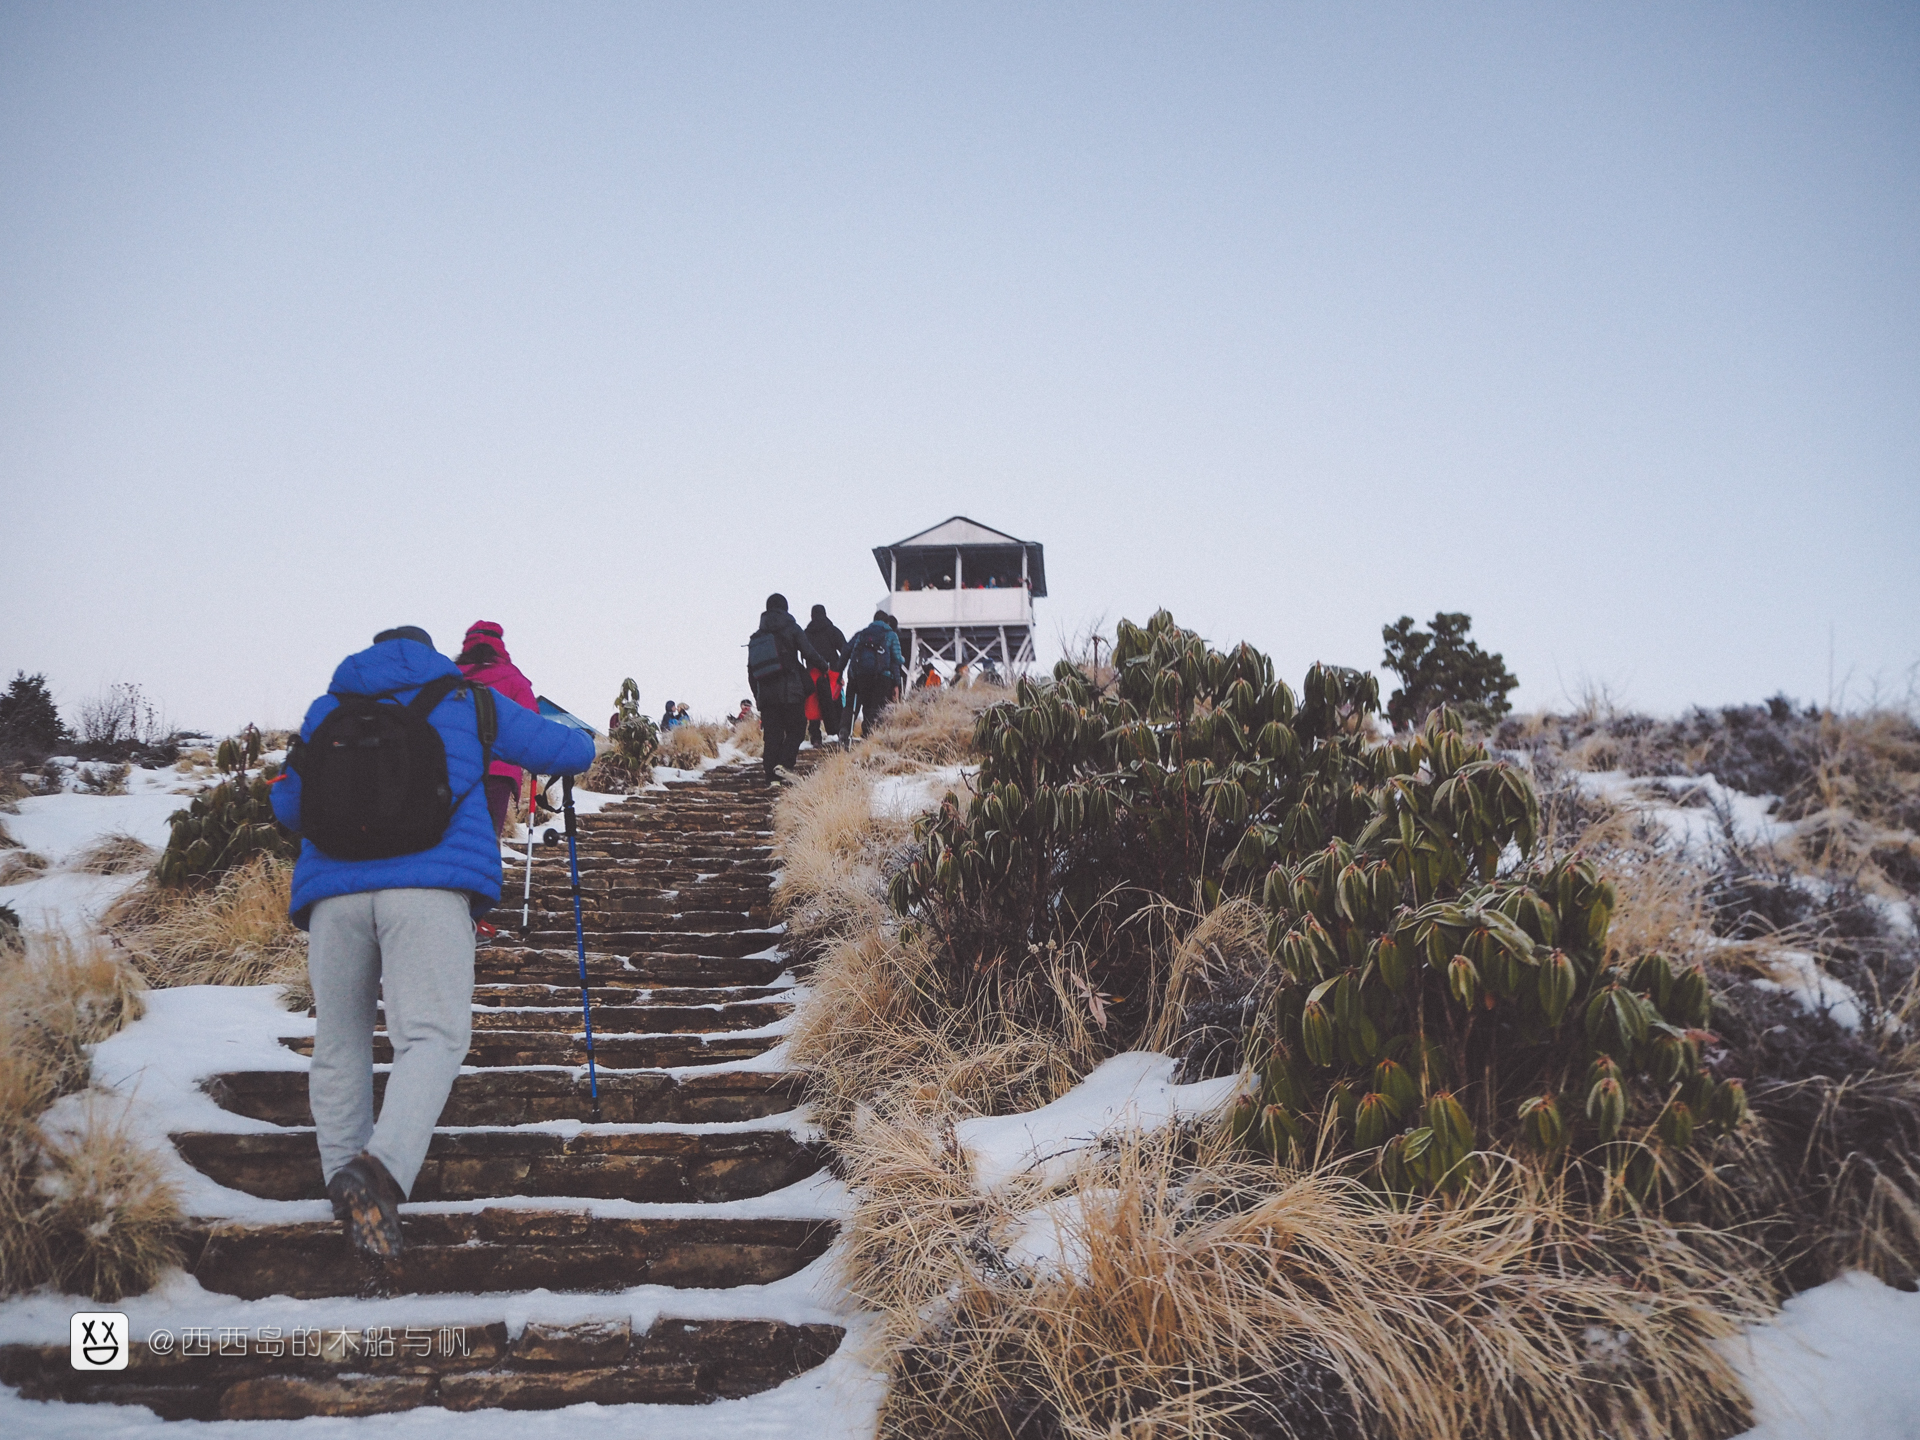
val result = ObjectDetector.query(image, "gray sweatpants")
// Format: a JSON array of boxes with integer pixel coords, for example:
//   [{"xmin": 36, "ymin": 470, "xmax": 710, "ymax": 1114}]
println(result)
[{"xmin": 307, "ymin": 888, "xmax": 475, "ymax": 1197}]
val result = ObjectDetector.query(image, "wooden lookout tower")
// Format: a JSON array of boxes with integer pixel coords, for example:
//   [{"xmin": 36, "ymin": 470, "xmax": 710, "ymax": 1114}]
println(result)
[{"xmin": 873, "ymin": 516, "xmax": 1047, "ymax": 674}]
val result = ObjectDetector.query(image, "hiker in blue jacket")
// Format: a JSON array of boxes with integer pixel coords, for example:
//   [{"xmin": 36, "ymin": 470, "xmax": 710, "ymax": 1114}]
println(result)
[{"xmin": 270, "ymin": 625, "xmax": 595, "ymax": 1261}]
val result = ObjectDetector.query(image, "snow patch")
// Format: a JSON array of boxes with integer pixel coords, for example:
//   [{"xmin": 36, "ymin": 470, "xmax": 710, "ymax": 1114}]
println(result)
[
  {"xmin": 1571, "ymin": 771, "xmax": 1794, "ymax": 855},
  {"xmin": 1745, "ymin": 949, "xmax": 1867, "ymax": 1033},
  {"xmin": 957, "ymin": 1052, "xmax": 1241, "ymax": 1191},
  {"xmin": 1729, "ymin": 1271, "xmax": 1920, "ymax": 1439},
  {"xmin": 869, "ymin": 765, "xmax": 974, "ymax": 821}
]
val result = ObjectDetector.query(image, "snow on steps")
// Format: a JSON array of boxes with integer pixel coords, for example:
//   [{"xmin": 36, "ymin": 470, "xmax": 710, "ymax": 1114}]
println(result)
[{"xmin": 0, "ymin": 759, "xmax": 862, "ymax": 1423}]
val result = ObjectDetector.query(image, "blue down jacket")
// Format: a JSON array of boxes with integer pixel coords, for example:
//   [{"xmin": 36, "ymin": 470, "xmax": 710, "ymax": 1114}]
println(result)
[{"xmin": 271, "ymin": 638, "xmax": 595, "ymax": 927}]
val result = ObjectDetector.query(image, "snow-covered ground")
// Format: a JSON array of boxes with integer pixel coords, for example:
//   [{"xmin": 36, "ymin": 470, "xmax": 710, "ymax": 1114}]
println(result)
[
  {"xmin": 1, "ymin": 763, "xmax": 191, "ymax": 930},
  {"xmin": 1568, "ymin": 769, "xmax": 1796, "ymax": 856},
  {"xmin": 868, "ymin": 764, "xmax": 974, "ymax": 821},
  {"xmin": 957, "ymin": 1051, "xmax": 1239, "ymax": 1190}
]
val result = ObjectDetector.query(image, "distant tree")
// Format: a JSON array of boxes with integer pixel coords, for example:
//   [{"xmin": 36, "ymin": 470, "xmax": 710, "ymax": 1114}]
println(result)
[
  {"xmin": 1381, "ymin": 613, "xmax": 1519, "ymax": 731},
  {"xmin": 0, "ymin": 671, "xmax": 72, "ymax": 758}
]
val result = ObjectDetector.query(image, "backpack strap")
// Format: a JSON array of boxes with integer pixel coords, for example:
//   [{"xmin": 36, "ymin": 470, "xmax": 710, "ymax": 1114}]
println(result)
[
  {"xmin": 472, "ymin": 684, "xmax": 497, "ymax": 780},
  {"xmin": 408, "ymin": 675, "xmax": 497, "ymax": 808},
  {"xmin": 404, "ymin": 674, "xmax": 466, "ymax": 719}
]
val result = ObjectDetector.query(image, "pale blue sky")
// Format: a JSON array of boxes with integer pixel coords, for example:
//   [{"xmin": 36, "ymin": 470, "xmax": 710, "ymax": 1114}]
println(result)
[{"xmin": 2, "ymin": 3, "xmax": 1915, "ymax": 733}]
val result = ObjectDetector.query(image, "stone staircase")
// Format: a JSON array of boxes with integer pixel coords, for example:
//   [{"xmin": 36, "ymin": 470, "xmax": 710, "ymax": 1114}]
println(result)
[{"xmin": 1, "ymin": 762, "xmax": 845, "ymax": 1420}]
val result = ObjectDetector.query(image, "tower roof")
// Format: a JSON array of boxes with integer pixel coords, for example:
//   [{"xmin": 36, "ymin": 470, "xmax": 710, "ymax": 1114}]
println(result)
[{"xmin": 873, "ymin": 515, "xmax": 1047, "ymax": 596}]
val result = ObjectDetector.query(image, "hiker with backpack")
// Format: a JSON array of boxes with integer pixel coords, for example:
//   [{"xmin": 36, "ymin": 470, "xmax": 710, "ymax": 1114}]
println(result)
[
  {"xmin": 454, "ymin": 620, "xmax": 539, "ymax": 838},
  {"xmin": 747, "ymin": 594, "xmax": 828, "ymax": 783},
  {"xmin": 841, "ymin": 609, "xmax": 907, "ymax": 741},
  {"xmin": 803, "ymin": 604, "xmax": 848, "ymax": 749},
  {"xmin": 270, "ymin": 625, "xmax": 595, "ymax": 1262}
]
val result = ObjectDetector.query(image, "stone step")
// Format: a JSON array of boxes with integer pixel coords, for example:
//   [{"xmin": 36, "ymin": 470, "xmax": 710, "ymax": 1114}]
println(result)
[
  {"xmin": 560, "ymin": 855, "xmax": 773, "ymax": 873},
  {"xmin": 184, "ymin": 1212, "xmax": 838, "ymax": 1299},
  {"xmin": 519, "ymin": 929, "xmax": 784, "ymax": 957},
  {"xmin": 0, "ymin": 1316, "xmax": 843, "ymax": 1419},
  {"xmin": 472, "ymin": 981, "xmax": 792, "ymax": 1007},
  {"xmin": 461, "ymin": 1001, "xmax": 791, "ymax": 1034},
  {"xmin": 476, "ymin": 950, "xmax": 785, "ymax": 987},
  {"xmin": 522, "ymin": 875, "xmax": 772, "ymax": 894},
  {"xmin": 174, "ymin": 1127, "xmax": 822, "ymax": 1203},
  {"xmin": 205, "ymin": 1068, "xmax": 803, "ymax": 1127},
  {"xmin": 514, "ymin": 908, "xmax": 774, "ymax": 931},
  {"xmin": 282, "ymin": 1031, "xmax": 782, "ymax": 1069}
]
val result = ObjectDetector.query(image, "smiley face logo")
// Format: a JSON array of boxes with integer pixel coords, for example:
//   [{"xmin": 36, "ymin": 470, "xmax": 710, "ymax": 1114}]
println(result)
[{"xmin": 69, "ymin": 1312, "xmax": 130, "ymax": 1370}]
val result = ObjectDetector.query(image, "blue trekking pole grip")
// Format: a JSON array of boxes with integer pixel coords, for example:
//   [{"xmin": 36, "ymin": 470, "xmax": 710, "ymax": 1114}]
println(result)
[{"xmin": 561, "ymin": 774, "xmax": 601, "ymax": 1120}]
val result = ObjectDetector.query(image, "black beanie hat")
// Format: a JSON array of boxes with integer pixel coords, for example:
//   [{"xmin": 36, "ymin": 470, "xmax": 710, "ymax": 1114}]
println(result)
[
  {"xmin": 810, "ymin": 604, "xmax": 827, "ymax": 621},
  {"xmin": 374, "ymin": 625, "xmax": 435, "ymax": 649},
  {"xmin": 766, "ymin": 593, "xmax": 788, "ymax": 612}
]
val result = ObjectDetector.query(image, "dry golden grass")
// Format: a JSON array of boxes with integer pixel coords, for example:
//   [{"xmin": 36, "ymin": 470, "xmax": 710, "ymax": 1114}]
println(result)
[
  {"xmin": 858, "ymin": 684, "xmax": 996, "ymax": 771},
  {"xmin": 659, "ymin": 722, "xmax": 720, "ymax": 769},
  {"xmin": 0, "ymin": 931, "xmax": 146, "ymax": 1106},
  {"xmin": 872, "ymin": 1133, "xmax": 1761, "ymax": 1440},
  {"xmin": 0, "ymin": 850, "xmax": 49, "ymax": 885},
  {"xmin": 35, "ymin": 1102, "xmax": 183, "ymax": 1302},
  {"xmin": 730, "ymin": 716, "xmax": 764, "ymax": 757},
  {"xmin": 773, "ymin": 749, "xmax": 914, "ymax": 959},
  {"xmin": 70, "ymin": 831, "xmax": 157, "ymax": 876},
  {"xmin": 0, "ymin": 929, "xmax": 171, "ymax": 1300},
  {"xmin": 109, "ymin": 857, "xmax": 309, "ymax": 1010},
  {"xmin": 791, "ymin": 928, "xmax": 1099, "ymax": 1142}
]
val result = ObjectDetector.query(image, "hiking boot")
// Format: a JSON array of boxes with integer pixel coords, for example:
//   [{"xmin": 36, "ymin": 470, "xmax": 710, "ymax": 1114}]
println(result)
[
  {"xmin": 327, "ymin": 1152, "xmax": 405, "ymax": 1260},
  {"xmin": 474, "ymin": 919, "xmax": 498, "ymax": 947}
]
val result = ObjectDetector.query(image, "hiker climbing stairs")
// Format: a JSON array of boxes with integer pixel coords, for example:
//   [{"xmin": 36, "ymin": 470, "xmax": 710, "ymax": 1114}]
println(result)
[{"xmin": 0, "ymin": 761, "xmax": 845, "ymax": 1420}]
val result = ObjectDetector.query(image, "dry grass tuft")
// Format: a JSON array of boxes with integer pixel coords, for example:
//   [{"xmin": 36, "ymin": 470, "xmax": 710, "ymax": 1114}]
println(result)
[
  {"xmin": 858, "ymin": 685, "xmax": 997, "ymax": 771},
  {"xmin": 883, "ymin": 1136, "xmax": 1758, "ymax": 1440},
  {"xmin": 0, "ymin": 850, "xmax": 49, "ymax": 885},
  {"xmin": 0, "ymin": 815, "xmax": 18, "ymax": 848},
  {"xmin": 36, "ymin": 1103, "xmax": 183, "ymax": 1302},
  {"xmin": 659, "ymin": 722, "xmax": 720, "ymax": 769},
  {"xmin": 1, "ymin": 929, "xmax": 170, "ymax": 1300},
  {"xmin": 730, "ymin": 716, "xmax": 764, "ymax": 757},
  {"xmin": 872, "ymin": 1132, "xmax": 1761, "ymax": 1440},
  {"xmin": 70, "ymin": 831, "xmax": 157, "ymax": 876},
  {"xmin": 109, "ymin": 857, "xmax": 309, "ymax": 1010},
  {"xmin": 0, "ymin": 932, "xmax": 147, "ymax": 1107},
  {"xmin": 71, "ymin": 762, "xmax": 129, "ymax": 797},
  {"xmin": 791, "ymin": 928, "xmax": 1098, "ymax": 1141},
  {"xmin": 773, "ymin": 750, "xmax": 913, "ymax": 958}
]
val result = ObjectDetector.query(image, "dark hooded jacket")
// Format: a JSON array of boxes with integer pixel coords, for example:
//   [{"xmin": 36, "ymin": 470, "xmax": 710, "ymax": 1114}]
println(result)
[
  {"xmin": 750, "ymin": 608, "xmax": 828, "ymax": 706},
  {"xmin": 805, "ymin": 609, "xmax": 849, "ymax": 670}
]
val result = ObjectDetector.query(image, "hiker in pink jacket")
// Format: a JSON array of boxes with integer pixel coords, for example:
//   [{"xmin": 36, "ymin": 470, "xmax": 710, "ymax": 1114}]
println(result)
[{"xmin": 455, "ymin": 620, "xmax": 540, "ymax": 836}]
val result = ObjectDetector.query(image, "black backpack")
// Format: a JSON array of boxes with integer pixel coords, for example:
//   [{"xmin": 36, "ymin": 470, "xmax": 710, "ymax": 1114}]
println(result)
[
  {"xmin": 747, "ymin": 628, "xmax": 787, "ymax": 687},
  {"xmin": 290, "ymin": 676, "xmax": 497, "ymax": 861},
  {"xmin": 846, "ymin": 625, "xmax": 891, "ymax": 683}
]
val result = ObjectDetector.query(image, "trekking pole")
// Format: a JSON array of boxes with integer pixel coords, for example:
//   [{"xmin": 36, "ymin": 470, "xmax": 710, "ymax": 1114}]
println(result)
[
  {"xmin": 561, "ymin": 774, "xmax": 602, "ymax": 1122},
  {"xmin": 519, "ymin": 773, "xmax": 539, "ymax": 932}
]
